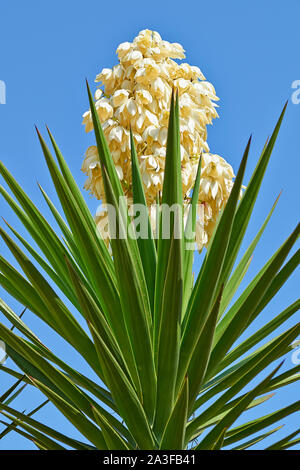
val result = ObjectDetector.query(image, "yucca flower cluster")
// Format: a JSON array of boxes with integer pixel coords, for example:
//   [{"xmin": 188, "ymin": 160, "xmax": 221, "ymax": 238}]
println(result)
[{"xmin": 82, "ymin": 29, "xmax": 235, "ymax": 249}]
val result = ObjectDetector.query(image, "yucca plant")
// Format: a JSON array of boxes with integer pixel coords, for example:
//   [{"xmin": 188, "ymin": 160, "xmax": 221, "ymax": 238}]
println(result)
[{"xmin": 0, "ymin": 81, "xmax": 299, "ymax": 450}]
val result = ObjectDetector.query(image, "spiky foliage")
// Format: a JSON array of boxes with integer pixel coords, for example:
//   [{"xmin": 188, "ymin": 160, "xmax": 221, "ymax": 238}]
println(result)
[{"xmin": 0, "ymin": 87, "xmax": 299, "ymax": 450}]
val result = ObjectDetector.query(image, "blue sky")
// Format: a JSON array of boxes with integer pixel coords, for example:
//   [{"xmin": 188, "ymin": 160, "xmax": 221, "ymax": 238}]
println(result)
[{"xmin": 0, "ymin": 0, "xmax": 299, "ymax": 450}]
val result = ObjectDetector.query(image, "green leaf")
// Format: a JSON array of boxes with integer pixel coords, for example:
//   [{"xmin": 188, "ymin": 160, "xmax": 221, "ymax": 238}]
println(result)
[
  {"xmin": 5, "ymin": 341, "xmax": 131, "ymax": 442},
  {"xmin": 0, "ymin": 376, "xmax": 26, "ymax": 404},
  {"xmin": 278, "ymin": 437, "xmax": 300, "ymax": 450},
  {"xmin": 219, "ymin": 103, "xmax": 287, "ymax": 287},
  {"xmin": 152, "ymin": 90, "xmax": 183, "ymax": 437},
  {"xmin": 2, "ymin": 337, "xmax": 116, "ymax": 413},
  {"xmin": 0, "ymin": 162, "xmax": 91, "ymax": 301},
  {"xmin": 211, "ymin": 427, "xmax": 227, "ymax": 450},
  {"xmin": 35, "ymin": 130, "xmax": 137, "ymax": 378},
  {"xmin": 38, "ymin": 184, "xmax": 87, "ymax": 276},
  {"xmin": 0, "ymin": 403, "xmax": 93, "ymax": 449},
  {"xmin": 64, "ymin": 256, "xmax": 126, "ymax": 377},
  {"xmin": 223, "ymin": 400, "xmax": 300, "ymax": 447},
  {"xmin": 28, "ymin": 376, "xmax": 107, "ymax": 449},
  {"xmin": 0, "ymin": 322, "xmax": 103, "ymax": 423},
  {"xmin": 0, "ymin": 167, "xmax": 83, "ymax": 298},
  {"xmin": 0, "ymin": 399, "xmax": 49, "ymax": 441},
  {"xmin": 0, "ymin": 415, "xmax": 66, "ymax": 449},
  {"xmin": 160, "ymin": 377, "xmax": 188, "ymax": 450},
  {"xmin": 219, "ymin": 193, "xmax": 280, "ymax": 317},
  {"xmin": 88, "ymin": 322, "xmax": 155, "ymax": 449},
  {"xmin": 265, "ymin": 428, "xmax": 300, "ymax": 450},
  {"xmin": 192, "ymin": 336, "xmax": 296, "ymax": 416},
  {"xmin": 5, "ymin": 346, "xmax": 69, "ymax": 402},
  {"xmin": 3, "ymin": 219, "xmax": 79, "ymax": 308},
  {"xmin": 187, "ymin": 285, "xmax": 224, "ymax": 410},
  {"xmin": 86, "ymin": 84, "xmax": 155, "ymax": 410},
  {"xmin": 0, "ymin": 226, "xmax": 101, "ymax": 374},
  {"xmin": 182, "ymin": 154, "xmax": 202, "ymax": 315},
  {"xmin": 268, "ymin": 364, "xmax": 300, "ymax": 392},
  {"xmin": 46, "ymin": 126, "xmax": 114, "ymax": 270},
  {"xmin": 244, "ymin": 248, "xmax": 300, "ymax": 330},
  {"xmin": 154, "ymin": 89, "xmax": 183, "ymax": 366},
  {"xmin": 130, "ymin": 127, "xmax": 157, "ymax": 313},
  {"xmin": 208, "ymin": 224, "xmax": 300, "ymax": 375},
  {"xmin": 187, "ymin": 394, "xmax": 274, "ymax": 444},
  {"xmin": 91, "ymin": 406, "xmax": 130, "ymax": 450},
  {"xmin": 154, "ymin": 235, "xmax": 183, "ymax": 438},
  {"xmin": 219, "ymin": 298, "xmax": 300, "ymax": 371},
  {"xmin": 177, "ymin": 136, "xmax": 251, "ymax": 394},
  {"xmin": 101, "ymin": 165, "xmax": 156, "ymax": 420},
  {"xmin": 230, "ymin": 426, "xmax": 283, "ymax": 450},
  {"xmin": 0, "ymin": 257, "xmax": 55, "ymax": 328},
  {"xmin": 0, "ymin": 298, "xmax": 42, "ymax": 349},
  {"xmin": 195, "ymin": 361, "xmax": 283, "ymax": 449},
  {"xmin": 187, "ymin": 323, "xmax": 300, "ymax": 439}
]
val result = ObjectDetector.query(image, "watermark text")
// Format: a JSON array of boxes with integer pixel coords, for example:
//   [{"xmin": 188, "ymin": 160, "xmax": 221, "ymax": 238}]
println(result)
[
  {"xmin": 0, "ymin": 80, "xmax": 6, "ymax": 104},
  {"xmin": 291, "ymin": 80, "xmax": 300, "ymax": 104}
]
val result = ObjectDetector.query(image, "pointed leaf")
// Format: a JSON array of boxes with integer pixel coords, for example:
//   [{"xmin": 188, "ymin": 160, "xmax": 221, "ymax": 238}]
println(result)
[
  {"xmin": 177, "ymin": 137, "xmax": 251, "ymax": 393},
  {"xmin": 130, "ymin": 128, "xmax": 157, "ymax": 312},
  {"xmin": 195, "ymin": 362, "xmax": 283, "ymax": 449},
  {"xmin": 160, "ymin": 377, "xmax": 188, "ymax": 450}
]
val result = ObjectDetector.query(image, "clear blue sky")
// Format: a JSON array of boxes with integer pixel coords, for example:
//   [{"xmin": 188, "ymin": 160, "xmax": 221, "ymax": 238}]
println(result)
[{"xmin": 0, "ymin": 0, "xmax": 299, "ymax": 450}]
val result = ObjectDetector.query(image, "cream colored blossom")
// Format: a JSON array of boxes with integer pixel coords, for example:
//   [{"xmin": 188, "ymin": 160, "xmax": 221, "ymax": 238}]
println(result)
[{"xmin": 82, "ymin": 30, "xmax": 235, "ymax": 250}]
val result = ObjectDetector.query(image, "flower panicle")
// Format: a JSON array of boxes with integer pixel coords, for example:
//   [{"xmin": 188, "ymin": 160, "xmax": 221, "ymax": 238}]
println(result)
[{"xmin": 81, "ymin": 29, "xmax": 235, "ymax": 251}]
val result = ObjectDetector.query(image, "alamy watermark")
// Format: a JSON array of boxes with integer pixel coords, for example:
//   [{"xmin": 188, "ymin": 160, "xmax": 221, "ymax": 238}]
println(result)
[
  {"xmin": 0, "ymin": 80, "xmax": 6, "ymax": 104},
  {"xmin": 291, "ymin": 341, "xmax": 300, "ymax": 365},
  {"xmin": 291, "ymin": 80, "xmax": 300, "ymax": 104},
  {"xmin": 0, "ymin": 340, "xmax": 6, "ymax": 364},
  {"xmin": 97, "ymin": 197, "xmax": 200, "ymax": 250}
]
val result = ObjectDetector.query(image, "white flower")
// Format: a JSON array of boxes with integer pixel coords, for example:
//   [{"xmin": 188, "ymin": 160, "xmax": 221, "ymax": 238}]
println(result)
[
  {"xmin": 95, "ymin": 89, "xmax": 103, "ymax": 100},
  {"xmin": 95, "ymin": 68, "xmax": 113, "ymax": 87},
  {"xmin": 116, "ymin": 42, "xmax": 132, "ymax": 58},
  {"xmin": 112, "ymin": 89, "xmax": 129, "ymax": 107},
  {"xmin": 82, "ymin": 30, "xmax": 235, "ymax": 251},
  {"xmin": 96, "ymin": 98, "xmax": 113, "ymax": 121}
]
